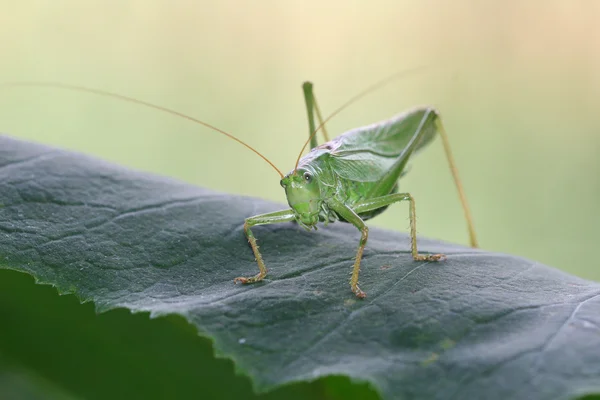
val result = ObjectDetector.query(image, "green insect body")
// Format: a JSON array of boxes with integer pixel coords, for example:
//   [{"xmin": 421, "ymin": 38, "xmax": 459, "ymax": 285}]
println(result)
[
  {"xmin": 286, "ymin": 108, "xmax": 437, "ymax": 229},
  {"xmin": 1, "ymin": 76, "xmax": 477, "ymax": 299},
  {"xmin": 235, "ymin": 83, "xmax": 457, "ymax": 298}
]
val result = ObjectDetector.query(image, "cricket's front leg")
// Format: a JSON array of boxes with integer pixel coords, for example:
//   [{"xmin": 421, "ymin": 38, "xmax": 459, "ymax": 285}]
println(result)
[
  {"xmin": 234, "ymin": 209, "xmax": 296, "ymax": 285},
  {"xmin": 353, "ymin": 193, "xmax": 445, "ymax": 261},
  {"xmin": 326, "ymin": 199, "xmax": 370, "ymax": 299}
]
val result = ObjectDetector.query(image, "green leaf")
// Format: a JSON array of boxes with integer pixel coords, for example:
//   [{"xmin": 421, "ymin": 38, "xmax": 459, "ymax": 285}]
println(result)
[
  {"xmin": 1, "ymin": 269, "xmax": 372, "ymax": 400},
  {"xmin": 1, "ymin": 135, "xmax": 599, "ymax": 400},
  {"xmin": 0, "ymin": 357, "xmax": 81, "ymax": 400}
]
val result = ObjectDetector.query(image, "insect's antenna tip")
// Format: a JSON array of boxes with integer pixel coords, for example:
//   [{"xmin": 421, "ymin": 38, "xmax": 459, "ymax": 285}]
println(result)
[{"xmin": 0, "ymin": 81, "xmax": 286, "ymax": 179}]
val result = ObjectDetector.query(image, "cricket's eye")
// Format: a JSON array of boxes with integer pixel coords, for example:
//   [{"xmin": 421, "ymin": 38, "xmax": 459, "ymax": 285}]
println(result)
[
  {"xmin": 303, "ymin": 172, "xmax": 312, "ymax": 183},
  {"xmin": 280, "ymin": 180, "xmax": 286, "ymax": 188}
]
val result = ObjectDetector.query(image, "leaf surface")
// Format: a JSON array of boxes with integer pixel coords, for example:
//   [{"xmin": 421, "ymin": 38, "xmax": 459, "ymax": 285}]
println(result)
[{"xmin": 1, "ymin": 135, "xmax": 599, "ymax": 400}]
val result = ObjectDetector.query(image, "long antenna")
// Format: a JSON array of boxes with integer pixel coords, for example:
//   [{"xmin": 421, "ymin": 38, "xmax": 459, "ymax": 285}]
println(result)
[
  {"xmin": 294, "ymin": 65, "xmax": 429, "ymax": 170},
  {"xmin": 0, "ymin": 82, "xmax": 284, "ymax": 179}
]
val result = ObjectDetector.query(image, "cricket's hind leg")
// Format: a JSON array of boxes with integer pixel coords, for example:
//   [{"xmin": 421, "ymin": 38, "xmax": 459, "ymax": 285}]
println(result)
[{"xmin": 302, "ymin": 82, "xmax": 330, "ymax": 149}]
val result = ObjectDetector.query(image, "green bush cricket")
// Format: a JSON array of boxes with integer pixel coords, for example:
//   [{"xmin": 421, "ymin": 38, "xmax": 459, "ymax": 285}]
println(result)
[
  {"xmin": 236, "ymin": 76, "xmax": 478, "ymax": 298},
  {"xmin": 1, "ymin": 71, "xmax": 478, "ymax": 298}
]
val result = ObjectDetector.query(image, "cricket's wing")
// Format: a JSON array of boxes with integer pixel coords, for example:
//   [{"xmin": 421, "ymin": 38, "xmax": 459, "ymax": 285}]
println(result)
[{"xmin": 328, "ymin": 107, "xmax": 439, "ymax": 182}]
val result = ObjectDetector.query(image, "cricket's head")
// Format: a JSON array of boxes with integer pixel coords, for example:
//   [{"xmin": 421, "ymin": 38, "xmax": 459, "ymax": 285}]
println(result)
[{"xmin": 280, "ymin": 167, "xmax": 322, "ymax": 229}]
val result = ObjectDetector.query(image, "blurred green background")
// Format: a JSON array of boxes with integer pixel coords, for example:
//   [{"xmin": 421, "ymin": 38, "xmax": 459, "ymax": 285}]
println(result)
[{"xmin": 0, "ymin": 1, "xmax": 598, "ymax": 281}]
